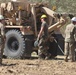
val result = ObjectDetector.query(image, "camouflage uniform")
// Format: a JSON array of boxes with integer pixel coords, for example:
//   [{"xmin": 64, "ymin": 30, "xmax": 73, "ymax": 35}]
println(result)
[
  {"xmin": 64, "ymin": 23, "xmax": 76, "ymax": 62},
  {"xmin": 38, "ymin": 21, "xmax": 50, "ymax": 59},
  {"xmin": 0, "ymin": 23, "xmax": 5, "ymax": 64}
]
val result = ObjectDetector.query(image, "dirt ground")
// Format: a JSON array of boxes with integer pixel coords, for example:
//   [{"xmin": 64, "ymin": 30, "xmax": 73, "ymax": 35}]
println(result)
[{"xmin": 0, "ymin": 56, "xmax": 76, "ymax": 75}]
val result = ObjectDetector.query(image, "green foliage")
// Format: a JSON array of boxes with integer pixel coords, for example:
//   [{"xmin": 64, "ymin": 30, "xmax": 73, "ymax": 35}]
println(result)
[
  {"xmin": 29, "ymin": 0, "xmax": 76, "ymax": 13},
  {"xmin": 0, "ymin": 0, "xmax": 10, "ymax": 2},
  {"xmin": 0, "ymin": 0, "xmax": 76, "ymax": 13},
  {"xmin": 55, "ymin": 0, "xmax": 76, "ymax": 13}
]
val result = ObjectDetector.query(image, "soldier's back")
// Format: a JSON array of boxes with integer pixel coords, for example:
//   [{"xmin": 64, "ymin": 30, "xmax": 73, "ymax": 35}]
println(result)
[{"xmin": 65, "ymin": 23, "xmax": 75, "ymax": 42}]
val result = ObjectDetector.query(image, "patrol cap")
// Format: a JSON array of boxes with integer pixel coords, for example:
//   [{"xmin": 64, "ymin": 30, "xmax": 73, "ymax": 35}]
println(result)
[
  {"xmin": 0, "ymin": 15, "xmax": 4, "ymax": 20},
  {"xmin": 41, "ymin": 14, "xmax": 47, "ymax": 19},
  {"xmin": 71, "ymin": 17, "xmax": 76, "ymax": 22}
]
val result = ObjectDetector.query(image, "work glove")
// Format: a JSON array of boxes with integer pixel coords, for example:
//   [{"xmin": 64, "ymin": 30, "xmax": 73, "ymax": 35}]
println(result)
[{"xmin": 34, "ymin": 38, "xmax": 39, "ymax": 47}]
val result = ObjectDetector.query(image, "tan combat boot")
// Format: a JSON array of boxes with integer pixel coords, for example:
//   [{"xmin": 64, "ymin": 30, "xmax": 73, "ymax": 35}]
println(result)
[
  {"xmin": 45, "ymin": 54, "xmax": 51, "ymax": 60},
  {"xmin": 64, "ymin": 56, "xmax": 68, "ymax": 62}
]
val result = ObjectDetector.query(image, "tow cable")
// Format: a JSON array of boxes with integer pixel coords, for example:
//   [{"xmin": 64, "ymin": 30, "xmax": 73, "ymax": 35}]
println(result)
[{"xmin": 54, "ymin": 39, "xmax": 65, "ymax": 55}]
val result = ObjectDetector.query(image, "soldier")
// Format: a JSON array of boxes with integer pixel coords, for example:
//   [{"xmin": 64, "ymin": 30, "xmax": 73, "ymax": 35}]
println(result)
[
  {"xmin": 64, "ymin": 17, "xmax": 76, "ymax": 62},
  {"xmin": 0, "ymin": 15, "xmax": 6, "ymax": 65},
  {"xmin": 35, "ymin": 14, "xmax": 51, "ymax": 59}
]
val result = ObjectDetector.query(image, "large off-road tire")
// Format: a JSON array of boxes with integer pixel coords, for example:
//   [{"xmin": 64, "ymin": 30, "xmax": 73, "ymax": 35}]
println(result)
[{"xmin": 4, "ymin": 30, "xmax": 25, "ymax": 59}]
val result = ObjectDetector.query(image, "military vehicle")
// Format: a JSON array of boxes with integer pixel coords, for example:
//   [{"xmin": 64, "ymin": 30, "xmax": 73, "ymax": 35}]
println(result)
[{"xmin": 0, "ymin": 0, "xmax": 68, "ymax": 59}]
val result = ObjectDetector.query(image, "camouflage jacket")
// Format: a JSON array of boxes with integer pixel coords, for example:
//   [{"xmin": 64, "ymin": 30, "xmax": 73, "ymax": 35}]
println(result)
[
  {"xmin": 0, "ymin": 23, "xmax": 5, "ymax": 44},
  {"xmin": 65, "ymin": 23, "xmax": 76, "ymax": 42}
]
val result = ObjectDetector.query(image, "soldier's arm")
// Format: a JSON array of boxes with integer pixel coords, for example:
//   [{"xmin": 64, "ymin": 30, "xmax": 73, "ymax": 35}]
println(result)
[
  {"xmin": 1, "ymin": 25, "xmax": 6, "ymax": 40},
  {"xmin": 38, "ymin": 26, "xmax": 44, "ymax": 39},
  {"xmin": 73, "ymin": 27, "xmax": 76, "ymax": 40}
]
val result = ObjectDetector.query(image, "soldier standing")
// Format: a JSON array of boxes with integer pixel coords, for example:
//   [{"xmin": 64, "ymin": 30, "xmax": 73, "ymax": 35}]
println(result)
[
  {"xmin": 0, "ymin": 15, "xmax": 6, "ymax": 65},
  {"xmin": 64, "ymin": 17, "xmax": 76, "ymax": 62},
  {"xmin": 35, "ymin": 14, "xmax": 51, "ymax": 59}
]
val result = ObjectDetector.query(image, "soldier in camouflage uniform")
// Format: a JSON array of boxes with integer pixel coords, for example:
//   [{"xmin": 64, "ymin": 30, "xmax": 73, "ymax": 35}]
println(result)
[
  {"xmin": 0, "ymin": 15, "xmax": 6, "ymax": 65},
  {"xmin": 64, "ymin": 17, "xmax": 76, "ymax": 62},
  {"xmin": 37, "ymin": 14, "xmax": 51, "ymax": 59}
]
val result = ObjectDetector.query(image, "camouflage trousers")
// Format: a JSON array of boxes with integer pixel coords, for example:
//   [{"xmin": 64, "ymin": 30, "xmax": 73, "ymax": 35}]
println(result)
[
  {"xmin": 38, "ymin": 37, "xmax": 49, "ymax": 58},
  {"xmin": 0, "ymin": 44, "xmax": 4, "ymax": 64},
  {"xmin": 64, "ymin": 42, "xmax": 76, "ymax": 61}
]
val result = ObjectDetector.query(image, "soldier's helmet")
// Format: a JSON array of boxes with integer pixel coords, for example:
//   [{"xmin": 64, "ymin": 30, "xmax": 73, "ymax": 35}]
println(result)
[
  {"xmin": 71, "ymin": 17, "xmax": 76, "ymax": 22},
  {"xmin": 0, "ymin": 15, "xmax": 4, "ymax": 20},
  {"xmin": 41, "ymin": 14, "xmax": 47, "ymax": 19}
]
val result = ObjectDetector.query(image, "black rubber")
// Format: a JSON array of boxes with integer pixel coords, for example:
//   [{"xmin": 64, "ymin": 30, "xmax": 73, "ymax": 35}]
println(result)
[{"xmin": 4, "ymin": 30, "xmax": 25, "ymax": 59}]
